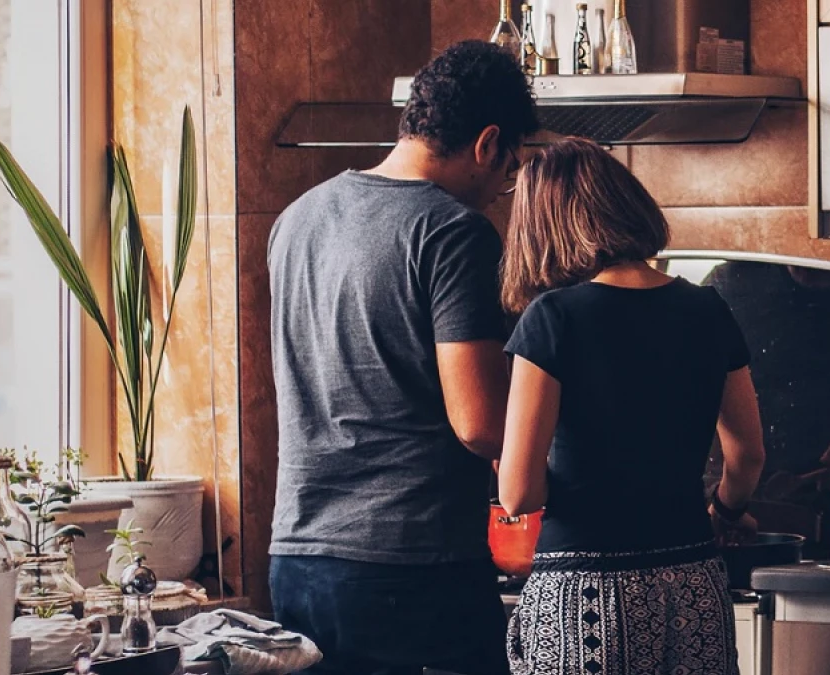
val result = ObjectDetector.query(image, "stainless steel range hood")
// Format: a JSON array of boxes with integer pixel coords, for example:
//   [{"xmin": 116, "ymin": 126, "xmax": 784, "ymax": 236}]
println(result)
[{"xmin": 392, "ymin": 73, "xmax": 803, "ymax": 145}]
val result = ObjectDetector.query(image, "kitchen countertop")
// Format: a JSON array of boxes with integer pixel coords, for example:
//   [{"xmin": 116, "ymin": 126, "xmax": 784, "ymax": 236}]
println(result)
[{"xmin": 752, "ymin": 560, "xmax": 830, "ymax": 593}]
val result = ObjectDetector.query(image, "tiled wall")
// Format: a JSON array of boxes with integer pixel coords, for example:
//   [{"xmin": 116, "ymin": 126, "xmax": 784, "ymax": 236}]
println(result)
[{"xmin": 112, "ymin": 0, "xmax": 241, "ymax": 595}]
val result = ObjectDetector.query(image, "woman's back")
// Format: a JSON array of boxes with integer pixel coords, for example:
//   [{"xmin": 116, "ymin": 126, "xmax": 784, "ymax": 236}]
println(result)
[{"xmin": 505, "ymin": 277, "xmax": 749, "ymax": 552}]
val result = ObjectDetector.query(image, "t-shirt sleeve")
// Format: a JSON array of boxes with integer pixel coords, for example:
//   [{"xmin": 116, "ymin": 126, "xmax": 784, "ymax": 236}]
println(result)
[
  {"xmin": 708, "ymin": 287, "xmax": 751, "ymax": 371},
  {"xmin": 504, "ymin": 295, "xmax": 565, "ymax": 381},
  {"xmin": 421, "ymin": 214, "xmax": 507, "ymax": 343}
]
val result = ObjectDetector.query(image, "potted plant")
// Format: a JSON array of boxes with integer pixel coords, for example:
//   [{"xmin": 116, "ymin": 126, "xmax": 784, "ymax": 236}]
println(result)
[
  {"xmin": 1, "ymin": 447, "xmax": 131, "ymax": 588},
  {"xmin": 0, "ymin": 106, "xmax": 204, "ymax": 581},
  {"xmin": 2, "ymin": 465, "xmax": 86, "ymax": 616}
]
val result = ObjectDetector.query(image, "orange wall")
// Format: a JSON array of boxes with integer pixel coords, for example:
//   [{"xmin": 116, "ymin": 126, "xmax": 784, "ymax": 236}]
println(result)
[{"xmin": 111, "ymin": 0, "xmax": 241, "ymax": 596}]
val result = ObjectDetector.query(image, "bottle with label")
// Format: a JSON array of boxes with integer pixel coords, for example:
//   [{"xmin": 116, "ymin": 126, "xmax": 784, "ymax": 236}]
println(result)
[
  {"xmin": 490, "ymin": 0, "xmax": 522, "ymax": 63},
  {"xmin": 536, "ymin": 11, "xmax": 560, "ymax": 75},
  {"xmin": 605, "ymin": 0, "xmax": 637, "ymax": 74},
  {"xmin": 593, "ymin": 8, "xmax": 607, "ymax": 74},
  {"xmin": 519, "ymin": 3, "xmax": 537, "ymax": 75},
  {"xmin": 573, "ymin": 3, "xmax": 592, "ymax": 75}
]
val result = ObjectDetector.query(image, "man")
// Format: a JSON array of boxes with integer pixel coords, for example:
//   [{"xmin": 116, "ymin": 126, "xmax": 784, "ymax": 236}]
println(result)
[{"xmin": 267, "ymin": 40, "xmax": 537, "ymax": 675}]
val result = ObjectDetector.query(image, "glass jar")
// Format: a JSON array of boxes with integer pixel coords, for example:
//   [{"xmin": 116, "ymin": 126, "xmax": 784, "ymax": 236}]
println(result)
[
  {"xmin": 84, "ymin": 584, "xmax": 124, "ymax": 631},
  {"xmin": 15, "ymin": 554, "xmax": 85, "ymax": 616},
  {"xmin": 0, "ymin": 456, "xmax": 32, "ymax": 556},
  {"xmin": 121, "ymin": 595, "xmax": 156, "ymax": 653}
]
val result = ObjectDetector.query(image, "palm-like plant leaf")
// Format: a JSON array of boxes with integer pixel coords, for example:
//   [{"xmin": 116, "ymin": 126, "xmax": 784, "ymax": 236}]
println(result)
[
  {"xmin": 0, "ymin": 105, "xmax": 197, "ymax": 482},
  {"xmin": 0, "ymin": 143, "xmax": 114, "ymax": 351}
]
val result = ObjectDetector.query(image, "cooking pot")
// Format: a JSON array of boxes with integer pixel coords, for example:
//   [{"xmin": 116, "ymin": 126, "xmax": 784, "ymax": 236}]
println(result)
[
  {"xmin": 488, "ymin": 502, "xmax": 542, "ymax": 577},
  {"xmin": 718, "ymin": 532, "xmax": 805, "ymax": 590}
]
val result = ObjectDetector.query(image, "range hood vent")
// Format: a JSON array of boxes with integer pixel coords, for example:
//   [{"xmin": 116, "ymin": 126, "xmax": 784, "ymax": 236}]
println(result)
[{"xmin": 392, "ymin": 72, "xmax": 803, "ymax": 145}]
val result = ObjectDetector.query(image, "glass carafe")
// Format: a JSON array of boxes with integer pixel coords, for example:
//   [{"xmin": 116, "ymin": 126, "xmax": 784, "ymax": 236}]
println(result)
[{"xmin": 0, "ymin": 456, "xmax": 32, "ymax": 556}]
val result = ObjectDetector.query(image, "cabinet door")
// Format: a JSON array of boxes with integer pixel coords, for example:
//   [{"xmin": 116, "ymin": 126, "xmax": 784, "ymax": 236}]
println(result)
[
  {"xmin": 734, "ymin": 603, "xmax": 757, "ymax": 675},
  {"xmin": 820, "ymin": 27, "xmax": 830, "ymax": 226}
]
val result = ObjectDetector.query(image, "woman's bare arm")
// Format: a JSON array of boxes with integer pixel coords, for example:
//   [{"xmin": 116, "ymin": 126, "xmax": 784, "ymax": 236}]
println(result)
[
  {"xmin": 498, "ymin": 355, "xmax": 560, "ymax": 516},
  {"xmin": 715, "ymin": 366, "xmax": 765, "ymax": 509}
]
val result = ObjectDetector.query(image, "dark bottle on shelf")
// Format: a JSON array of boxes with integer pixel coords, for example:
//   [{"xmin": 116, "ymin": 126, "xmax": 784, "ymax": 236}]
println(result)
[{"xmin": 573, "ymin": 3, "xmax": 593, "ymax": 75}]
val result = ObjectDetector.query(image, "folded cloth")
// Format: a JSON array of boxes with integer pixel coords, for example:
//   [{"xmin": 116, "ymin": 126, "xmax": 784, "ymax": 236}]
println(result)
[{"xmin": 158, "ymin": 608, "xmax": 322, "ymax": 675}]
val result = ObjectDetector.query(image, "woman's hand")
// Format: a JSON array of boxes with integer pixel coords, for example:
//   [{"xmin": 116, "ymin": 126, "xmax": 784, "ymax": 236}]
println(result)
[{"xmin": 709, "ymin": 503, "xmax": 758, "ymax": 547}]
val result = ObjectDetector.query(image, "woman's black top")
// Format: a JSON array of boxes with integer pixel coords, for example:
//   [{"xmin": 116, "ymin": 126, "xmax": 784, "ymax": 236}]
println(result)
[{"xmin": 504, "ymin": 278, "xmax": 750, "ymax": 553}]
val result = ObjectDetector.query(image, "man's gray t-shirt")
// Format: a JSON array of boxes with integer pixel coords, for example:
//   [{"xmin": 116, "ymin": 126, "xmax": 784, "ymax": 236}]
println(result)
[{"xmin": 267, "ymin": 170, "xmax": 505, "ymax": 564}]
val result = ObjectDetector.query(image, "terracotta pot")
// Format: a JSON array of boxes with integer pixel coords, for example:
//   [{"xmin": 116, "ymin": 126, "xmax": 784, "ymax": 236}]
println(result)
[{"xmin": 488, "ymin": 503, "xmax": 542, "ymax": 577}]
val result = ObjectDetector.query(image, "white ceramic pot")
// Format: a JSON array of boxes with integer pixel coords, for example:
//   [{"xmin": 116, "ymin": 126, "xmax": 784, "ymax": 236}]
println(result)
[
  {"xmin": 0, "ymin": 568, "xmax": 17, "ymax": 675},
  {"xmin": 84, "ymin": 476, "xmax": 203, "ymax": 582},
  {"xmin": 53, "ymin": 494, "xmax": 132, "ymax": 588},
  {"xmin": 11, "ymin": 613, "xmax": 110, "ymax": 672}
]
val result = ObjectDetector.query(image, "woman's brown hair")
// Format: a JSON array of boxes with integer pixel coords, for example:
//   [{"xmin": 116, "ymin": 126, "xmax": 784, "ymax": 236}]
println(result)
[{"xmin": 500, "ymin": 137, "xmax": 670, "ymax": 315}]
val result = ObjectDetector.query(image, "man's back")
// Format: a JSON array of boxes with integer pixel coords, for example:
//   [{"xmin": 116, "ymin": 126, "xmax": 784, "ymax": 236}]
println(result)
[{"xmin": 267, "ymin": 170, "xmax": 505, "ymax": 564}]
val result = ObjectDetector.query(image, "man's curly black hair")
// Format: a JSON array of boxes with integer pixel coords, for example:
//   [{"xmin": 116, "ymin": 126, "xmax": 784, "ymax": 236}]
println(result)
[{"xmin": 398, "ymin": 40, "xmax": 538, "ymax": 159}]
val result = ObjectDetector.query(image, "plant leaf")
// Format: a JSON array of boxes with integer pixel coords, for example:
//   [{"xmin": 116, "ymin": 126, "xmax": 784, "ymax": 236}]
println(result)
[
  {"xmin": 51, "ymin": 481, "xmax": 77, "ymax": 495},
  {"xmin": 0, "ymin": 142, "xmax": 116, "ymax": 352},
  {"xmin": 172, "ymin": 105, "xmax": 197, "ymax": 291},
  {"xmin": 118, "ymin": 452, "xmax": 133, "ymax": 482},
  {"xmin": 50, "ymin": 524, "xmax": 86, "ymax": 539}
]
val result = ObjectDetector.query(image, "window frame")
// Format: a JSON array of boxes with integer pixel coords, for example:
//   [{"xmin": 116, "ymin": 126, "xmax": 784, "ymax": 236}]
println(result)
[{"xmin": 2, "ymin": 0, "xmax": 111, "ymax": 473}]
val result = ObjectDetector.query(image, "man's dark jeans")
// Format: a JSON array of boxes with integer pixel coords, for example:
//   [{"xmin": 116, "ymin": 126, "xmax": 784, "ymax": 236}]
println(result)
[{"xmin": 269, "ymin": 555, "xmax": 510, "ymax": 675}]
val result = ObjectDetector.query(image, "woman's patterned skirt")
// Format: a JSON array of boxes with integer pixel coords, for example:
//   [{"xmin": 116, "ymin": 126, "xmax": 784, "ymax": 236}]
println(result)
[{"xmin": 506, "ymin": 541, "xmax": 739, "ymax": 675}]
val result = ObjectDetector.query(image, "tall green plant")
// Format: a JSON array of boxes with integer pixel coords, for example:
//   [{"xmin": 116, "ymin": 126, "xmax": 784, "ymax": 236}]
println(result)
[{"xmin": 0, "ymin": 106, "xmax": 197, "ymax": 481}]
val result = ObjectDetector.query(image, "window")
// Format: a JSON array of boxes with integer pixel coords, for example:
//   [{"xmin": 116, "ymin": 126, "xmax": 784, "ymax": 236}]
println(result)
[{"xmin": 0, "ymin": 0, "xmax": 85, "ymax": 468}]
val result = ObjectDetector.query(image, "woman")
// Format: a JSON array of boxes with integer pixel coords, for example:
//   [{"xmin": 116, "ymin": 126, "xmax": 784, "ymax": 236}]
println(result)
[{"xmin": 498, "ymin": 138, "xmax": 765, "ymax": 675}]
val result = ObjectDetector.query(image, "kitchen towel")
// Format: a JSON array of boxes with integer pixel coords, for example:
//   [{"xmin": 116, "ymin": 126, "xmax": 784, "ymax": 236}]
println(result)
[{"xmin": 157, "ymin": 608, "xmax": 322, "ymax": 675}]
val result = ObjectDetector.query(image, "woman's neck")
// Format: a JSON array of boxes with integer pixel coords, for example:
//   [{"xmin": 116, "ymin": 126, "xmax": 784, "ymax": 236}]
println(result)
[{"xmin": 591, "ymin": 260, "xmax": 673, "ymax": 289}]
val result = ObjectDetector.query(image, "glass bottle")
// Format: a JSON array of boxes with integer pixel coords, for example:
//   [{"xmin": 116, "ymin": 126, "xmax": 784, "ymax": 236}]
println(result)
[
  {"xmin": 0, "ymin": 456, "xmax": 31, "ymax": 556},
  {"xmin": 121, "ymin": 595, "xmax": 156, "ymax": 653},
  {"xmin": 490, "ymin": 0, "xmax": 522, "ymax": 63},
  {"xmin": 593, "ymin": 8, "xmax": 608, "ymax": 74},
  {"xmin": 0, "ymin": 529, "xmax": 11, "ymax": 573},
  {"xmin": 572, "ymin": 3, "xmax": 592, "ymax": 75},
  {"xmin": 1, "ymin": 529, "xmax": 13, "ymax": 675},
  {"xmin": 120, "ymin": 556, "xmax": 157, "ymax": 654},
  {"xmin": 606, "ymin": 0, "xmax": 637, "ymax": 74},
  {"xmin": 536, "ymin": 12, "xmax": 560, "ymax": 75},
  {"xmin": 519, "ymin": 3, "xmax": 537, "ymax": 76}
]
